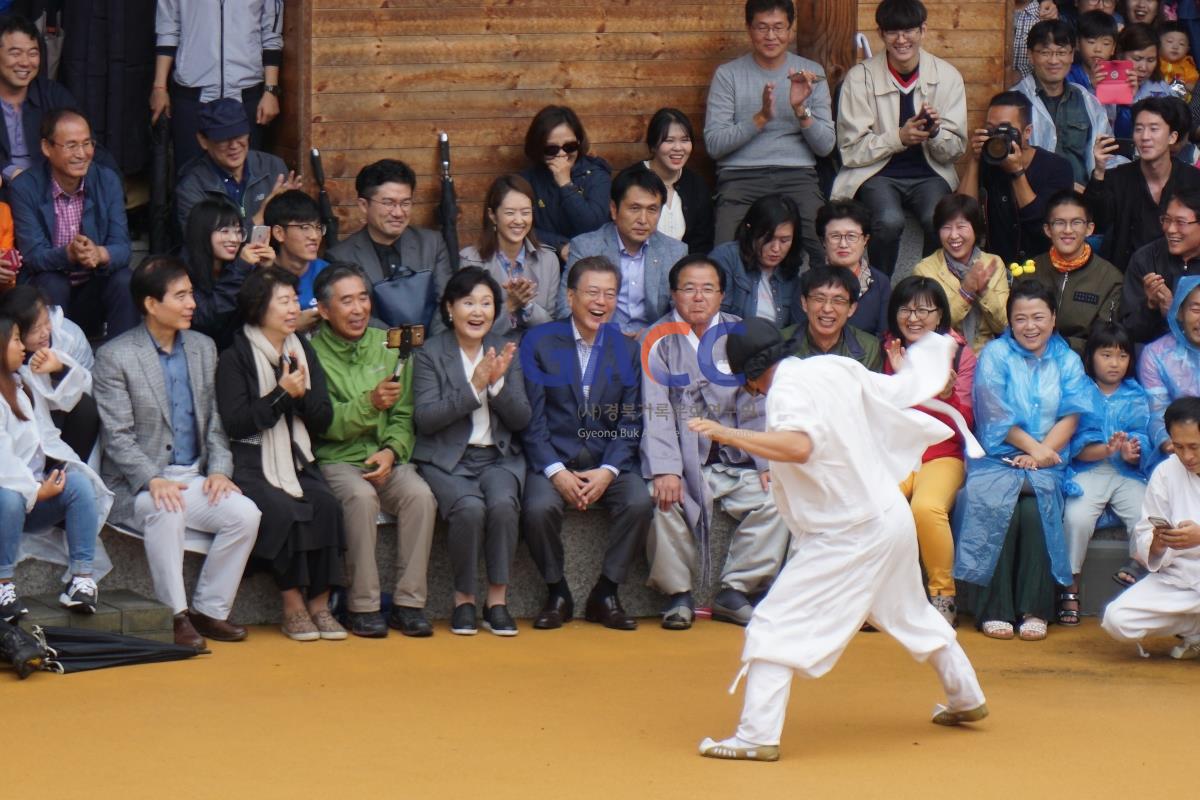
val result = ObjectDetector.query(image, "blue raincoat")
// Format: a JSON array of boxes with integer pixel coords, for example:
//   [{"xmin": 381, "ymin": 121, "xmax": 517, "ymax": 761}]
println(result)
[
  {"xmin": 954, "ymin": 331, "xmax": 1097, "ymax": 587},
  {"xmin": 1069, "ymin": 378, "xmax": 1154, "ymax": 481},
  {"xmin": 1138, "ymin": 275, "xmax": 1200, "ymax": 460}
]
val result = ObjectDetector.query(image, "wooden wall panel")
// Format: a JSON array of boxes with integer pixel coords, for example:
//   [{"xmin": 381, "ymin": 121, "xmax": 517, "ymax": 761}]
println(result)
[{"xmin": 285, "ymin": 0, "xmax": 1010, "ymax": 244}]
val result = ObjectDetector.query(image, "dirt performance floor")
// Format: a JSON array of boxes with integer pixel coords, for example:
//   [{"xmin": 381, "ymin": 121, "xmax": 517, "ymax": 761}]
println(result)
[{"xmin": 5, "ymin": 617, "xmax": 1195, "ymax": 799}]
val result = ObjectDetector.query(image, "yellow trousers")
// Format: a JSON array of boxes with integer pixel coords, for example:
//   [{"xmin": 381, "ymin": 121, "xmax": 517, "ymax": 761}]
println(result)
[{"xmin": 899, "ymin": 457, "xmax": 964, "ymax": 597}]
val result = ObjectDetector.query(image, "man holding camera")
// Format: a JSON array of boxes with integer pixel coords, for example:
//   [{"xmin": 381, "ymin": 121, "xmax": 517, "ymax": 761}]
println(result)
[
  {"xmin": 310, "ymin": 262, "xmax": 437, "ymax": 639},
  {"xmin": 960, "ymin": 91, "xmax": 1073, "ymax": 267},
  {"xmin": 1085, "ymin": 97, "xmax": 1200, "ymax": 273}
]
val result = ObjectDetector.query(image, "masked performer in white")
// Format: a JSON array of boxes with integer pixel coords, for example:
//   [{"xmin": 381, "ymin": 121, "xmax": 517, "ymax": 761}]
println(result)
[{"xmin": 689, "ymin": 318, "xmax": 988, "ymax": 762}]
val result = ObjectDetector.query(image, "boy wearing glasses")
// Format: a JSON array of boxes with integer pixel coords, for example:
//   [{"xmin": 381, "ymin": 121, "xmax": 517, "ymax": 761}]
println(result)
[
  {"xmin": 264, "ymin": 189, "xmax": 329, "ymax": 332},
  {"xmin": 1122, "ymin": 190, "xmax": 1200, "ymax": 342},
  {"xmin": 959, "ymin": 91, "xmax": 1073, "ymax": 267},
  {"xmin": 1027, "ymin": 190, "xmax": 1123, "ymax": 357},
  {"xmin": 833, "ymin": 0, "xmax": 966, "ymax": 276},
  {"xmin": 9, "ymin": 108, "xmax": 136, "ymax": 339},
  {"xmin": 703, "ymin": 0, "xmax": 834, "ymax": 262}
]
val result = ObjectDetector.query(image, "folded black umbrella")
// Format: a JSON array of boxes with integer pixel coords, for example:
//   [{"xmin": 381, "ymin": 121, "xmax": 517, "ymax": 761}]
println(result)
[
  {"xmin": 436, "ymin": 132, "xmax": 461, "ymax": 270},
  {"xmin": 149, "ymin": 114, "xmax": 174, "ymax": 253},
  {"xmin": 33, "ymin": 626, "xmax": 208, "ymax": 674},
  {"xmin": 311, "ymin": 147, "xmax": 339, "ymax": 251}
]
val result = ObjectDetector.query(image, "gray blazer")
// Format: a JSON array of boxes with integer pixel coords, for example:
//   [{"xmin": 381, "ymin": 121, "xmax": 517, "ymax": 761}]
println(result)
[
  {"xmin": 410, "ymin": 330, "xmax": 531, "ymax": 484},
  {"xmin": 431, "ymin": 242, "xmax": 566, "ymax": 338},
  {"xmin": 639, "ymin": 311, "xmax": 766, "ymax": 544},
  {"xmin": 93, "ymin": 326, "xmax": 233, "ymax": 525},
  {"xmin": 326, "ymin": 225, "xmax": 450, "ymax": 287},
  {"xmin": 563, "ymin": 223, "xmax": 687, "ymax": 334}
]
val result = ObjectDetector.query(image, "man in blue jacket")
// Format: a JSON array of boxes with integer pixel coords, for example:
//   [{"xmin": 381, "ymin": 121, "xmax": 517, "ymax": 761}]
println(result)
[
  {"xmin": 11, "ymin": 108, "xmax": 135, "ymax": 339},
  {"xmin": 520, "ymin": 256, "xmax": 653, "ymax": 630}
]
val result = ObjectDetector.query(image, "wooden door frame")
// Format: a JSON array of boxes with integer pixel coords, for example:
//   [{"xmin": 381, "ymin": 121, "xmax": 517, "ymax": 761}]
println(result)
[{"xmin": 796, "ymin": 0, "xmax": 859, "ymax": 88}]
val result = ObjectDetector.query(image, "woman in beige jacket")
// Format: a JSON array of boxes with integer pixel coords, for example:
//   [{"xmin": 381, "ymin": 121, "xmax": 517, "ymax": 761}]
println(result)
[{"xmin": 914, "ymin": 194, "xmax": 1009, "ymax": 352}]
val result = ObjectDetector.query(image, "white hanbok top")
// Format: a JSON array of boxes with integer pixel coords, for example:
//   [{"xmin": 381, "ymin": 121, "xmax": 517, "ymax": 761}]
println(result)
[{"xmin": 1137, "ymin": 455, "xmax": 1200, "ymax": 589}]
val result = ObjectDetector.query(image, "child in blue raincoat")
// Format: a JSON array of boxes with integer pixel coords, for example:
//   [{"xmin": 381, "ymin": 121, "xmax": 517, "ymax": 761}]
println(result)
[
  {"xmin": 1060, "ymin": 323, "xmax": 1154, "ymax": 622},
  {"xmin": 954, "ymin": 280, "xmax": 1098, "ymax": 641}
]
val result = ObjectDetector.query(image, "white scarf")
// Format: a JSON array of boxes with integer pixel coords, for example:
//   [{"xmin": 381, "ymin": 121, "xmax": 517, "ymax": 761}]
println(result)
[{"xmin": 244, "ymin": 324, "xmax": 314, "ymax": 499}]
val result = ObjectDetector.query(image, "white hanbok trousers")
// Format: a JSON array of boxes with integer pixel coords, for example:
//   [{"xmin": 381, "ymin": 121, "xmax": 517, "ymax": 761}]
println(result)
[
  {"xmin": 1102, "ymin": 574, "xmax": 1200, "ymax": 642},
  {"xmin": 733, "ymin": 496, "xmax": 985, "ymax": 746}
]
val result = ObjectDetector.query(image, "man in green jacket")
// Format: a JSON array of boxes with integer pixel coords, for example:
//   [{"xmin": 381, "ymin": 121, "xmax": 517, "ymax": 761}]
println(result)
[
  {"xmin": 784, "ymin": 266, "xmax": 883, "ymax": 371},
  {"xmin": 311, "ymin": 263, "xmax": 437, "ymax": 638}
]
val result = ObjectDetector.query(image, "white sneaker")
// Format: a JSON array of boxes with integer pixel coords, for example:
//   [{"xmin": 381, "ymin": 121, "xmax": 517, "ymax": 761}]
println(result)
[
  {"xmin": 698, "ymin": 736, "xmax": 780, "ymax": 762},
  {"xmin": 59, "ymin": 576, "xmax": 98, "ymax": 614},
  {"xmin": 0, "ymin": 580, "xmax": 28, "ymax": 621},
  {"xmin": 1170, "ymin": 635, "xmax": 1200, "ymax": 660}
]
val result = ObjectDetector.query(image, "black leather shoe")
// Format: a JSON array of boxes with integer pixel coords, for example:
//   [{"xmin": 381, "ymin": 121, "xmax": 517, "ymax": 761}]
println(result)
[
  {"xmin": 584, "ymin": 589, "xmax": 637, "ymax": 631},
  {"xmin": 347, "ymin": 611, "xmax": 388, "ymax": 638},
  {"xmin": 388, "ymin": 605, "xmax": 433, "ymax": 637},
  {"xmin": 532, "ymin": 594, "xmax": 574, "ymax": 630}
]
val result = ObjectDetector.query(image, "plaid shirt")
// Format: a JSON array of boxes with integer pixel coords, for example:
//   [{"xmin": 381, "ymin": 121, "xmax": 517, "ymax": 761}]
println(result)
[{"xmin": 52, "ymin": 176, "xmax": 87, "ymax": 284}]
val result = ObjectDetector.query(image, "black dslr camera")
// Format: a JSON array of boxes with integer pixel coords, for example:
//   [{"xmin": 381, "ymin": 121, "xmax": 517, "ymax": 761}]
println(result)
[{"xmin": 982, "ymin": 123, "xmax": 1022, "ymax": 166}]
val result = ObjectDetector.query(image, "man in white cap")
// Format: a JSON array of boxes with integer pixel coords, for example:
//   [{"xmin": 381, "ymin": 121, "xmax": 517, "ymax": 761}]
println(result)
[{"xmin": 690, "ymin": 317, "xmax": 987, "ymax": 762}]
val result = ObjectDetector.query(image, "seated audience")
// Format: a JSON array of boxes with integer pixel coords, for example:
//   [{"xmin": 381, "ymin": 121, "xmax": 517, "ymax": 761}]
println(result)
[
  {"xmin": 1061, "ymin": 322, "xmax": 1152, "ymax": 622},
  {"xmin": 1139, "ymin": 275, "xmax": 1200, "ymax": 457},
  {"xmin": 1160, "ymin": 20, "xmax": 1200, "ymax": 87},
  {"xmin": 1088, "ymin": 97, "xmax": 1200, "ymax": 271},
  {"xmin": 960, "ymin": 91, "xmax": 1073, "ymax": 266},
  {"xmin": 413, "ymin": 268, "xmax": 531, "ymax": 636},
  {"xmin": 520, "ymin": 256, "xmax": 653, "ymax": 631},
  {"xmin": 703, "ymin": 0, "xmax": 833, "ymax": 262},
  {"xmin": 450, "ymin": 174, "xmax": 564, "ymax": 340},
  {"xmin": 93, "ymin": 256, "xmax": 261, "ymax": 650},
  {"xmin": 882, "ymin": 276, "xmax": 976, "ymax": 626},
  {"xmin": 325, "ymin": 159, "xmax": 446, "ymax": 330},
  {"xmin": 955, "ymin": 279, "xmax": 1094, "ymax": 642},
  {"xmin": 180, "ymin": 196, "xmax": 276, "ymax": 351},
  {"xmin": 1102, "ymin": 395, "xmax": 1200, "ymax": 659},
  {"xmin": 10, "ymin": 108, "xmax": 135, "ymax": 340},
  {"xmin": 787, "ymin": 265, "xmax": 883, "ymax": 370},
  {"xmin": 565, "ymin": 166, "xmax": 686, "ymax": 336},
  {"xmin": 1014, "ymin": 1, "xmax": 1060, "ymax": 79},
  {"xmin": 0, "ymin": 312, "xmax": 109, "ymax": 622},
  {"xmin": 811, "ymin": 200, "xmax": 892, "ymax": 336},
  {"xmin": 264, "ymin": 189, "xmax": 328, "ymax": 332},
  {"xmin": 215, "ymin": 268, "xmax": 346, "ymax": 643},
  {"xmin": 1067, "ymin": 11, "xmax": 1120, "ymax": 94},
  {"xmin": 0, "ymin": 285, "xmax": 98, "ymax": 460},
  {"xmin": 1015, "ymin": 19, "xmax": 1116, "ymax": 189},
  {"xmin": 642, "ymin": 108, "xmax": 714, "ymax": 254},
  {"xmin": 914, "ymin": 194, "xmax": 1009, "ymax": 352},
  {"xmin": 833, "ymin": 0, "xmax": 967, "ymax": 275},
  {"xmin": 1029, "ymin": 190, "xmax": 1123, "ymax": 356},
  {"xmin": 310, "ymin": 262, "xmax": 437, "ymax": 639},
  {"xmin": 641, "ymin": 254, "xmax": 789, "ymax": 630},
  {"xmin": 1112, "ymin": 23, "xmax": 1174, "ymax": 139},
  {"xmin": 519, "ymin": 105, "xmax": 612, "ymax": 259},
  {"xmin": 711, "ymin": 194, "xmax": 804, "ymax": 329},
  {"xmin": 174, "ymin": 99, "xmax": 294, "ymax": 233},
  {"xmin": 1121, "ymin": 191, "xmax": 1200, "ymax": 343}
]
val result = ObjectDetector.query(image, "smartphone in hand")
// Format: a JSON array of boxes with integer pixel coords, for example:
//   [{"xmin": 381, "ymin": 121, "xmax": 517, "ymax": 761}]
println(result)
[
  {"xmin": 250, "ymin": 225, "xmax": 271, "ymax": 246},
  {"xmin": 1148, "ymin": 516, "xmax": 1175, "ymax": 529}
]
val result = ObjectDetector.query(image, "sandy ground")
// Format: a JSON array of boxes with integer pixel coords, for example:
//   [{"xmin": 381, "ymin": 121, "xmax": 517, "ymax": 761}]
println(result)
[{"xmin": 5, "ymin": 617, "xmax": 1196, "ymax": 799}]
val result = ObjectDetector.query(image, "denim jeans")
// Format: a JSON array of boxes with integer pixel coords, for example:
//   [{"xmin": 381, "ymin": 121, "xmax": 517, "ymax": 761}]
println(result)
[{"xmin": 0, "ymin": 471, "xmax": 99, "ymax": 579}]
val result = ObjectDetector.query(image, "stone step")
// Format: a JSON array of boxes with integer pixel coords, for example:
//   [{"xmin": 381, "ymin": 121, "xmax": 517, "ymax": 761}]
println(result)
[{"xmin": 16, "ymin": 591, "xmax": 175, "ymax": 644}]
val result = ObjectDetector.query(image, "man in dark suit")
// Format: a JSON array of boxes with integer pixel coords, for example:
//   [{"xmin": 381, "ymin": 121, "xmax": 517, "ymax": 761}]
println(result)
[
  {"xmin": 326, "ymin": 158, "xmax": 449, "ymax": 330},
  {"xmin": 519, "ymin": 255, "xmax": 653, "ymax": 630}
]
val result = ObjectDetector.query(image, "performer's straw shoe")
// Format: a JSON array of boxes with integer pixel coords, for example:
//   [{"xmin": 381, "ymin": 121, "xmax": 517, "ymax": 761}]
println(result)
[
  {"xmin": 931, "ymin": 703, "xmax": 990, "ymax": 726},
  {"xmin": 698, "ymin": 737, "xmax": 780, "ymax": 762}
]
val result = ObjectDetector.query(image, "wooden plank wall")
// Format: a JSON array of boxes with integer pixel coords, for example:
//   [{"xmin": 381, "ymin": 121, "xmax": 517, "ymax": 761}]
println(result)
[{"xmin": 279, "ymin": 0, "xmax": 1009, "ymax": 244}]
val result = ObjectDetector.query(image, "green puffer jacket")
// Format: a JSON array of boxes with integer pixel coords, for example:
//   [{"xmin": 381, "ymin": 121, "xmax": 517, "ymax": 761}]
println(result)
[
  {"xmin": 310, "ymin": 323, "xmax": 415, "ymax": 466},
  {"xmin": 1030, "ymin": 251, "xmax": 1122, "ymax": 358}
]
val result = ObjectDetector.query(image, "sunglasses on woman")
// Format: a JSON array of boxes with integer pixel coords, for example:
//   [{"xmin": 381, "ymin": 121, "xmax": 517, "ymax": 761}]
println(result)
[{"xmin": 542, "ymin": 141, "xmax": 580, "ymax": 158}]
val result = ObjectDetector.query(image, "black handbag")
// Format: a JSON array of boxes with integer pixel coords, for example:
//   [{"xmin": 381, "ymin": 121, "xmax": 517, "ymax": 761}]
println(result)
[{"xmin": 371, "ymin": 264, "xmax": 436, "ymax": 329}]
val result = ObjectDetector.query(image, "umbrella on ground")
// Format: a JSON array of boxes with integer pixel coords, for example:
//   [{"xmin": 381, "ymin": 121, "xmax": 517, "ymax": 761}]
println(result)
[
  {"xmin": 31, "ymin": 626, "xmax": 208, "ymax": 674},
  {"xmin": 436, "ymin": 132, "xmax": 461, "ymax": 270},
  {"xmin": 311, "ymin": 147, "xmax": 339, "ymax": 251},
  {"xmin": 0, "ymin": 620, "xmax": 47, "ymax": 680},
  {"xmin": 149, "ymin": 114, "xmax": 174, "ymax": 253}
]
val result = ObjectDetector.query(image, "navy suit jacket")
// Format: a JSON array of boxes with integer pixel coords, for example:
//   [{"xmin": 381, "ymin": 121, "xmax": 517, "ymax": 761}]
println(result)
[{"xmin": 520, "ymin": 319, "xmax": 643, "ymax": 475}]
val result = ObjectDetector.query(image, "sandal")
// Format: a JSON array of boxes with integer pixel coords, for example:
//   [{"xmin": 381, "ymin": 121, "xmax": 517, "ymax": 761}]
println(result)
[
  {"xmin": 981, "ymin": 620, "xmax": 1014, "ymax": 640},
  {"xmin": 1018, "ymin": 615, "xmax": 1048, "ymax": 641},
  {"xmin": 1057, "ymin": 591, "xmax": 1081, "ymax": 626},
  {"xmin": 1112, "ymin": 560, "xmax": 1148, "ymax": 588}
]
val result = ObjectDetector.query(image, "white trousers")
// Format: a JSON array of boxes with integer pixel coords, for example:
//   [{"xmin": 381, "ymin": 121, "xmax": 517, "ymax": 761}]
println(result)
[
  {"xmin": 134, "ymin": 466, "xmax": 261, "ymax": 617},
  {"xmin": 732, "ymin": 496, "xmax": 985, "ymax": 745},
  {"xmin": 1102, "ymin": 573, "xmax": 1200, "ymax": 642},
  {"xmin": 1063, "ymin": 463, "xmax": 1145, "ymax": 573}
]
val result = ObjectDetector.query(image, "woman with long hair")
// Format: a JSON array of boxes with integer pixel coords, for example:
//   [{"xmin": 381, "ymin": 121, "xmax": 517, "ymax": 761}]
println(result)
[
  {"xmin": 641, "ymin": 108, "xmax": 714, "ymax": 254},
  {"xmin": 710, "ymin": 194, "xmax": 805, "ymax": 328}
]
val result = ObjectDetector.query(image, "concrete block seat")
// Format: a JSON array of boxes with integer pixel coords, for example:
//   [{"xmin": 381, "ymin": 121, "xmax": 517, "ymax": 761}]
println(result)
[{"xmin": 14, "ymin": 512, "xmax": 744, "ymax": 625}]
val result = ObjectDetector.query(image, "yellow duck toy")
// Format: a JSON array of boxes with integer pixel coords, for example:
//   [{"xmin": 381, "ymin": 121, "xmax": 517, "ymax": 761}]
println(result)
[{"xmin": 1009, "ymin": 259, "xmax": 1036, "ymax": 279}]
